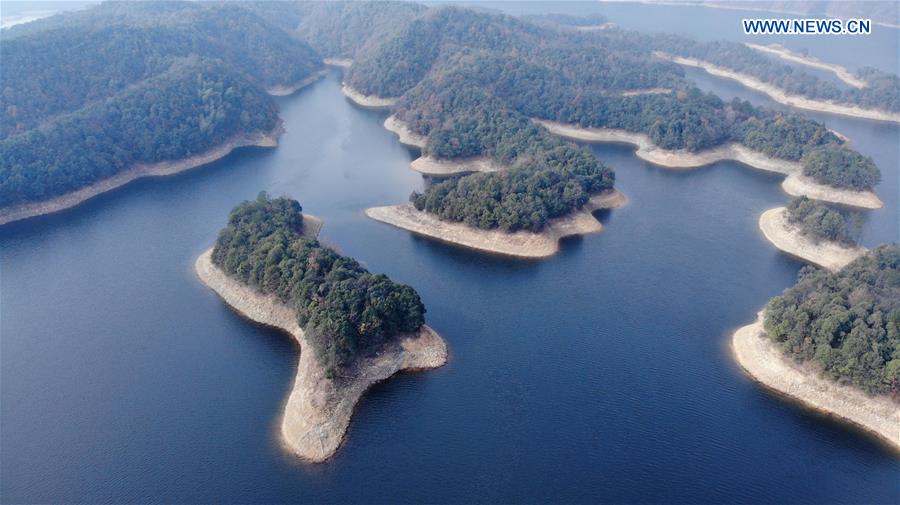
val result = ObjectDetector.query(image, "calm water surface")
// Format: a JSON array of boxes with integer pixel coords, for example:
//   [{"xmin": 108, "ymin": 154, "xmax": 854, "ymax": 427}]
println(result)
[{"xmin": 2, "ymin": 18, "xmax": 899, "ymax": 505}]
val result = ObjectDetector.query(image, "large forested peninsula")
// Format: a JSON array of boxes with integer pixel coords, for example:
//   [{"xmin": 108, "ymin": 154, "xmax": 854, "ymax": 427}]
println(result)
[
  {"xmin": 197, "ymin": 194, "xmax": 446, "ymax": 462},
  {"xmin": 304, "ymin": 5, "xmax": 884, "ymax": 237},
  {"xmin": 733, "ymin": 245, "xmax": 900, "ymax": 450},
  {"xmin": 0, "ymin": 2, "xmax": 324, "ymax": 223}
]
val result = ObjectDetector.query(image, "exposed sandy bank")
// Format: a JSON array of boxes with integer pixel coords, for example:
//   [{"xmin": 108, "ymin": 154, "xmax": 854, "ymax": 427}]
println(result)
[
  {"xmin": 827, "ymin": 128, "xmax": 849, "ymax": 143},
  {"xmin": 620, "ymin": 87, "xmax": 673, "ymax": 96},
  {"xmin": 535, "ymin": 119, "xmax": 795, "ymax": 173},
  {"xmin": 781, "ymin": 175, "xmax": 882, "ymax": 210},
  {"xmin": 195, "ymin": 243, "xmax": 447, "ymax": 463},
  {"xmin": 535, "ymin": 119, "xmax": 883, "ymax": 209},
  {"xmin": 383, "ymin": 115, "xmax": 505, "ymax": 176},
  {"xmin": 744, "ymin": 43, "xmax": 867, "ymax": 89},
  {"xmin": 266, "ymin": 69, "xmax": 328, "ymax": 96},
  {"xmin": 759, "ymin": 207, "xmax": 866, "ymax": 271},
  {"xmin": 323, "ymin": 58, "xmax": 353, "ymax": 69},
  {"xmin": 732, "ymin": 313, "xmax": 899, "ymax": 452},
  {"xmin": 383, "ymin": 115, "xmax": 427, "ymax": 149},
  {"xmin": 656, "ymin": 52, "xmax": 900, "ymax": 123},
  {"xmin": 365, "ymin": 190, "xmax": 626, "ymax": 258},
  {"xmin": 341, "ymin": 83, "xmax": 398, "ymax": 108},
  {"xmin": 0, "ymin": 124, "xmax": 284, "ymax": 226},
  {"xmin": 574, "ymin": 23, "xmax": 615, "ymax": 31},
  {"xmin": 410, "ymin": 156, "xmax": 504, "ymax": 176}
]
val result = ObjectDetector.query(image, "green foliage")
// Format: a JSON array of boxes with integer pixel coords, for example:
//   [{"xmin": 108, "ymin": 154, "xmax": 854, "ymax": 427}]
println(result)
[
  {"xmin": 397, "ymin": 57, "xmax": 614, "ymax": 232},
  {"xmin": 786, "ymin": 197, "xmax": 860, "ymax": 246},
  {"xmin": 212, "ymin": 194, "xmax": 426, "ymax": 377},
  {"xmin": 0, "ymin": 2, "xmax": 323, "ymax": 208},
  {"xmin": 764, "ymin": 245, "xmax": 900, "ymax": 395},
  {"xmin": 287, "ymin": 1, "xmax": 426, "ymax": 59},
  {"xmin": 343, "ymin": 6, "xmax": 878, "ymax": 195},
  {"xmin": 1, "ymin": 3, "xmax": 322, "ymax": 138},
  {"xmin": 346, "ymin": 7, "xmax": 680, "ymax": 99},
  {"xmin": 801, "ymin": 145, "xmax": 881, "ymax": 190},
  {"xmin": 0, "ymin": 59, "xmax": 278, "ymax": 207}
]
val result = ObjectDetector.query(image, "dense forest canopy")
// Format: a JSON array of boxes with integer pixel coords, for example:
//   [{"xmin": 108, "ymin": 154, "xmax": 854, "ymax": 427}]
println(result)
[
  {"xmin": 801, "ymin": 145, "xmax": 881, "ymax": 191},
  {"xmin": 764, "ymin": 245, "xmax": 900, "ymax": 395},
  {"xmin": 0, "ymin": 1, "xmax": 322, "ymax": 208},
  {"xmin": 1, "ymin": 3, "xmax": 321, "ymax": 138},
  {"xmin": 1, "ymin": 1, "xmax": 889, "ymax": 215},
  {"xmin": 392, "ymin": 60, "xmax": 614, "ymax": 232},
  {"xmin": 0, "ymin": 58, "xmax": 279, "ymax": 207},
  {"xmin": 786, "ymin": 197, "xmax": 861, "ymax": 246},
  {"xmin": 316, "ymin": 4, "xmax": 881, "ymax": 229},
  {"xmin": 244, "ymin": 1, "xmax": 427, "ymax": 61},
  {"xmin": 212, "ymin": 195, "xmax": 426, "ymax": 376},
  {"xmin": 340, "ymin": 6, "xmax": 881, "ymax": 193}
]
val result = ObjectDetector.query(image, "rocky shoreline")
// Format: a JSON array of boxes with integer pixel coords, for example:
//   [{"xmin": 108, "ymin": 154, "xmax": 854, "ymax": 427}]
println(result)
[
  {"xmin": 0, "ymin": 124, "xmax": 284, "ymax": 226},
  {"xmin": 781, "ymin": 175, "xmax": 882, "ymax": 210},
  {"xmin": 194, "ymin": 238, "xmax": 447, "ymax": 463},
  {"xmin": 410, "ymin": 156, "xmax": 504, "ymax": 176},
  {"xmin": 341, "ymin": 84, "xmax": 398, "ymax": 108},
  {"xmin": 266, "ymin": 69, "xmax": 328, "ymax": 96},
  {"xmin": 383, "ymin": 115, "xmax": 427, "ymax": 148},
  {"xmin": 323, "ymin": 58, "xmax": 352, "ymax": 69},
  {"xmin": 732, "ymin": 313, "xmax": 900, "ymax": 453},
  {"xmin": 656, "ymin": 52, "xmax": 900, "ymax": 123},
  {"xmin": 744, "ymin": 43, "xmax": 867, "ymax": 89},
  {"xmin": 758, "ymin": 207, "xmax": 866, "ymax": 271},
  {"xmin": 365, "ymin": 190, "xmax": 627, "ymax": 258},
  {"xmin": 620, "ymin": 87, "xmax": 673, "ymax": 96},
  {"xmin": 535, "ymin": 119, "xmax": 883, "ymax": 209}
]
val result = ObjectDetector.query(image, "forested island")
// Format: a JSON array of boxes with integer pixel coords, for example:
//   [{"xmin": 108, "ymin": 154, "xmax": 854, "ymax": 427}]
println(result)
[
  {"xmin": 196, "ymin": 194, "xmax": 447, "ymax": 462},
  {"xmin": 732, "ymin": 245, "xmax": 900, "ymax": 451},
  {"xmin": 0, "ymin": 2, "xmax": 325, "ymax": 224}
]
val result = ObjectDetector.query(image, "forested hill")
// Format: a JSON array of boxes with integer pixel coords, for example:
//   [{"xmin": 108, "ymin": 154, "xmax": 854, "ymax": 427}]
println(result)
[
  {"xmin": 0, "ymin": 58, "xmax": 279, "ymax": 208},
  {"xmin": 764, "ymin": 245, "xmax": 900, "ymax": 395},
  {"xmin": 2, "ymin": 3, "xmax": 322, "ymax": 138},
  {"xmin": 343, "ymin": 6, "xmax": 881, "ymax": 192},
  {"xmin": 243, "ymin": 1, "xmax": 425, "ymax": 61},
  {"xmin": 527, "ymin": 15, "xmax": 900, "ymax": 113},
  {"xmin": 2, "ymin": 2, "xmax": 889, "ymax": 223},
  {"xmin": 0, "ymin": 2, "xmax": 323, "ymax": 211},
  {"xmin": 300, "ymin": 4, "xmax": 881, "ymax": 232},
  {"xmin": 212, "ymin": 194, "xmax": 427, "ymax": 377}
]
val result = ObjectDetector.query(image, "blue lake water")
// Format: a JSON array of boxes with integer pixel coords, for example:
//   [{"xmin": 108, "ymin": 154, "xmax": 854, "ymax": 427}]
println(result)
[{"xmin": 2, "ymin": 6, "xmax": 899, "ymax": 503}]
